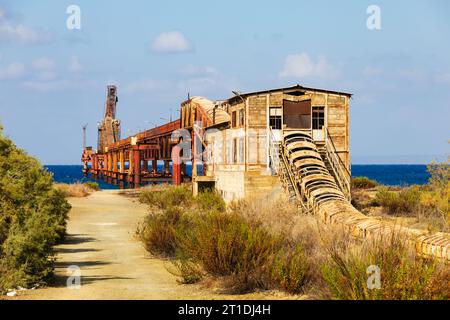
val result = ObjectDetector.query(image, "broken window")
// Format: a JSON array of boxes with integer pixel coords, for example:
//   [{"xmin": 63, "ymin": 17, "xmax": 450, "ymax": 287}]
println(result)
[
  {"xmin": 239, "ymin": 109, "xmax": 245, "ymax": 127},
  {"xmin": 269, "ymin": 107, "xmax": 282, "ymax": 130},
  {"xmin": 312, "ymin": 106, "xmax": 325, "ymax": 130},
  {"xmin": 238, "ymin": 137, "xmax": 245, "ymax": 163},
  {"xmin": 233, "ymin": 138, "xmax": 238, "ymax": 163}
]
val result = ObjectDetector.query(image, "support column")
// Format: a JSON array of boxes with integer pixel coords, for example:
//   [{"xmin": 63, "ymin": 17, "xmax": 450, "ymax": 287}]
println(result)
[
  {"xmin": 128, "ymin": 148, "xmax": 134, "ymax": 183},
  {"xmin": 104, "ymin": 154, "xmax": 109, "ymax": 176},
  {"xmin": 152, "ymin": 159, "xmax": 157, "ymax": 173},
  {"xmin": 119, "ymin": 149, "xmax": 125, "ymax": 175},
  {"xmin": 133, "ymin": 147, "xmax": 141, "ymax": 188},
  {"xmin": 112, "ymin": 151, "xmax": 118, "ymax": 179},
  {"xmin": 163, "ymin": 160, "xmax": 169, "ymax": 176},
  {"xmin": 92, "ymin": 155, "xmax": 97, "ymax": 175},
  {"xmin": 144, "ymin": 160, "xmax": 149, "ymax": 173},
  {"xmin": 172, "ymin": 145, "xmax": 182, "ymax": 185}
]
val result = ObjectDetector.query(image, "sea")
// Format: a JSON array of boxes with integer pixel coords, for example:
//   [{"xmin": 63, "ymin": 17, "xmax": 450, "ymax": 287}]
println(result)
[{"xmin": 45, "ymin": 164, "xmax": 431, "ymax": 190}]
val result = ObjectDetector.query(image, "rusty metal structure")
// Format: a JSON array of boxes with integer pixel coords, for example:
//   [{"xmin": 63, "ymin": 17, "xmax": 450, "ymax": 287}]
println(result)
[
  {"xmin": 81, "ymin": 84, "xmax": 449, "ymax": 260},
  {"xmin": 98, "ymin": 85, "xmax": 121, "ymax": 152}
]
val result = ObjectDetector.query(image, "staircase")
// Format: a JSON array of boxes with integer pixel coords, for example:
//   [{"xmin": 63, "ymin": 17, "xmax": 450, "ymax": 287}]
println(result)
[
  {"xmin": 268, "ymin": 129, "xmax": 450, "ymax": 261},
  {"xmin": 269, "ymin": 129, "xmax": 349, "ymax": 214}
]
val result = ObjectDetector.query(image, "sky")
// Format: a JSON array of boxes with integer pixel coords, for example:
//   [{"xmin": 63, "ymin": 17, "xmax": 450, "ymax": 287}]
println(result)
[{"xmin": 0, "ymin": 0, "xmax": 449, "ymax": 164}]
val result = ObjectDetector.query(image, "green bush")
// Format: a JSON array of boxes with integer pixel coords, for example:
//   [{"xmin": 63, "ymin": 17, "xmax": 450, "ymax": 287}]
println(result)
[
  {"xmin": 138, "ymin": 206, "xmax": 183, "ymax": 257},
  {"xmin": 139, "ymin": 185, "xmax": 193, "ymax": 210},
  {"xmin": 374, "ymin": 186, "xmax": 421, "ymax": 215},
  {"xmin": 83, "ymin": 181, "xmax": 100, "ymax": 191},
  {"xmin": 0, "ymin": 125, "xmax": 70, "ymax": 292},
  {"xmin": 351, "ymin": 176, "xmax": 378, "ymax": 189},
  {"xmin": 194, "ymin": 189, "xmax": 226, "ymax": 212}
]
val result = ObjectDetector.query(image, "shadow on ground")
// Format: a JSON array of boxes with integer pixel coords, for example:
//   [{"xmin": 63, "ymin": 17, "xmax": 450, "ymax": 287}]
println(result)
[{"xmin": 62, "ymin": 234, "xmax": 98, "ymax": 245}]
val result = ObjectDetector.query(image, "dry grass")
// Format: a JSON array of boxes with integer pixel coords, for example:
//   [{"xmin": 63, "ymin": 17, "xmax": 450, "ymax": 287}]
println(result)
[
  {"xmin": 138, "ymin": 186, "xmax": 450, "ymax": 299},
  {"xmin": 53, "ymin": 182, "xmax": 98, "ymax": 197},
  {"xmin": 320, "ymin": 228, "xmax": 450, "ymax": 300}
]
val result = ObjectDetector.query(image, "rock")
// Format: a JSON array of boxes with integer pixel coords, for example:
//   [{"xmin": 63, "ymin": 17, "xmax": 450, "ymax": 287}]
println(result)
[{"xmin": 6, "ymin": 290, "xmax": 17, "ymax": 297}]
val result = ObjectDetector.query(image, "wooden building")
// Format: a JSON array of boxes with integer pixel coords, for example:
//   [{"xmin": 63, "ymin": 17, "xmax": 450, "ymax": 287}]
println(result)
[{"xmin": 181, "ymin": 84, "xmax": 352, "ymax": 201}]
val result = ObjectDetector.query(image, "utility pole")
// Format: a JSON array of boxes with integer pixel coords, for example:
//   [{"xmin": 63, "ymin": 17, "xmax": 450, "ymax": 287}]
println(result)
[{"xmin": 82, "ymin": 123, "xmax": 88, "ymax": 149}]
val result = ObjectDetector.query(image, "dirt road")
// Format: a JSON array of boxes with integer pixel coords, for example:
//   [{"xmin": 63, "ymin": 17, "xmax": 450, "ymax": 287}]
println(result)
[{"xmin": 14, "ymin": 190, "xmax": 288, "ymax": 300}]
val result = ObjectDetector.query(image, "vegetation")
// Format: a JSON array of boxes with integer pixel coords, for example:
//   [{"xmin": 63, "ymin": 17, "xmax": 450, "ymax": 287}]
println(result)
[
  {"xmin": 54, "ymin": 181, "xmax": 99, "ymax": 197},
  {"xmin": 138, "ymin": 188, "xmax": 310, "ymax": 294},
  {"xmin": 374, "ymin": 186, "xmax": 421, "ymax": 215},
  {"xmin": 0, "ymin": 126, "xmax": 71, "ymax": 293},
  {"xmin": 138, "ymin": 185, "xmax": 449, "ymax": 299},
  {"xmin": 351, "ymin": 176, "xmax": 378, "ymax": 189},
  {"xmin": 83, "ymin": 181, "xmax": 100, "ymax": 191},
  {"xmin": 321, "ymin": 230, "xmax": 449, "ymax": 300},
  {"xmin": 351, "ymin": 158, "xmax": 449, "ymax": 232},
  {"xmin": 139, "ymin": 185, "xmax": 193, "ymax": 210}
]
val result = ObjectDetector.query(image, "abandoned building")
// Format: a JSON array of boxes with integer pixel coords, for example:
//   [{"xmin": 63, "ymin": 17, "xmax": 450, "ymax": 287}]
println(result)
[
  {"xmin": 185, "ymin": 84, "xmax": 352, "ymax": 202},
  {"xmin": 81, "ymin": 84, "xmax": 450, "ymax": 260}
]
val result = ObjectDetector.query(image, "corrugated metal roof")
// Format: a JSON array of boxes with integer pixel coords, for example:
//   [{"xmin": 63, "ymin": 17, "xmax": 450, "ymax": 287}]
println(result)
[
  {"xmin": 191, "ymin": 96, "xmax": 230, "ymax": 125},
  {"xmin": 230, "ymin": 84, "xmax": 352, "ymax": 101}
]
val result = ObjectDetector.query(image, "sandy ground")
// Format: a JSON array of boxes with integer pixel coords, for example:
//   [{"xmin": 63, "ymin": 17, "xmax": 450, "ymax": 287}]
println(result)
[{"xmin": 11, "ymin": 190, "xmax": 294, "ymax": 300}]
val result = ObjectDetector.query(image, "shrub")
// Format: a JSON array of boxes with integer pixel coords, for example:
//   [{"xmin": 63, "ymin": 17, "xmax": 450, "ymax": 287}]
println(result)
[
  {"xmin": 137, "ymin": 206, "xmax": 183, "ymax": 257},
  {"xmin": 272, "ymin": 245, "xmax": 309, "ymax": 294},
  {"xmin": 83, "ymin": 181, "xmax": 100, "ymax": 191},
  {"xmin": 321, "ymin": 230, "xmax": 449, "ymax": 300},
  {"xmin": 0, "ymin": 125, "xmax": 70, "ymax": 292},
  {"xmin": 139, "ymin": 185, "xmax": 193, "ymax": 210},
  {"xmin": 351, "ymin": 176, "xmax": 378, "ymax": 189},
  {"xmin": 168, "ymin": 259, "xmax": 204, "ymax": 284},
  {"xmin": 194, "ymin": 189, "xmax": 226, "ymax": 212},
  {"xmin": 374, "ymin": 186, "xmax": 421, "ymax": 215}
]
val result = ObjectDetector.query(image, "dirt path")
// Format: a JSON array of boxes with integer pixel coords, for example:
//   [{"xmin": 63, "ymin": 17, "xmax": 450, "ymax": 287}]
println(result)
[{"xmin": 14, "ymin": 190, "xmax": 289, "ymax": 300}]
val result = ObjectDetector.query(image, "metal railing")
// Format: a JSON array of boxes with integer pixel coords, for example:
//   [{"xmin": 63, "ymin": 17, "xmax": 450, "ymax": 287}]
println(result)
[
  {"xmin": 269, "ymin": 129, "xmax": 312, "ymax": 213},
  {"xmin": 324, "ymin": 128, "xmax": 351, "ymax": 200}
]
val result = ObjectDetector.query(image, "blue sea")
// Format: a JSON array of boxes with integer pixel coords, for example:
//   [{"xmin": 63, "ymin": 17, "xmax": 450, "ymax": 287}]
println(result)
[{"xmin": 45, "ymin": 164, "xmax": 431, "ymax": 190}]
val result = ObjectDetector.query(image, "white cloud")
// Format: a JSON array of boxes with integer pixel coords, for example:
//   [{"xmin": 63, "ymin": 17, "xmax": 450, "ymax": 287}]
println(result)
[
  {"xmin": 32, "ymin": 57, "xmax": 55, "ymax": 70},
  {"xmin": 0, "ymin": 62, "xmax": 26, "ymax": 80},
  {"xmin": 0, "ymin": 21, "xmax": 49, "ymax": 44},
  {"xmin": 150, "ymin": 31, "xmax": 192, "ymax": 53},
  {"xmin": 0, "ymin": 6, "xmax": 50, "ymax": 44},
  {"xmin": 279, "ymin": 53, "xmax": 338, "ymax": 79},
  {"xmin": 68, "ymin": 56, "xmax": 83, "ymax": 72}
]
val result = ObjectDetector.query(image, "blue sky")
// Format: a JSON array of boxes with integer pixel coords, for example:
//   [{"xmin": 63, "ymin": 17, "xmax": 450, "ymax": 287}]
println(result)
[{"xmin": 0, "ymin": 0, "xmax": 449, "ymax": 164}]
